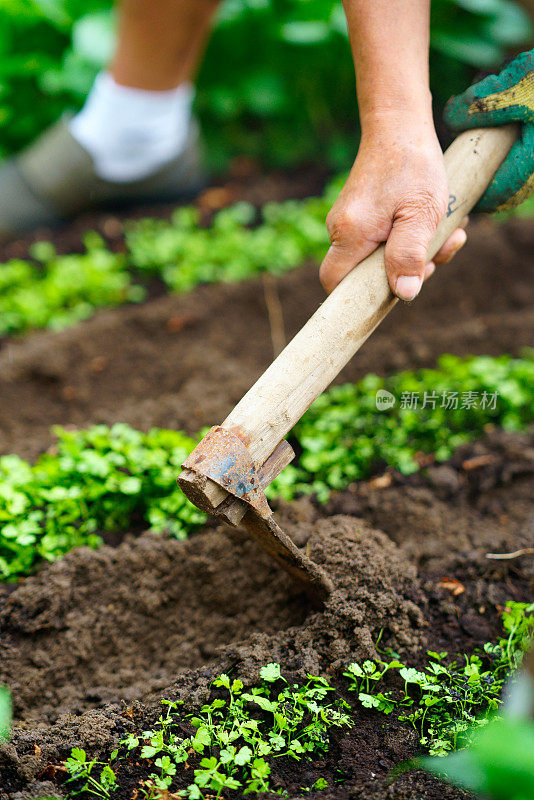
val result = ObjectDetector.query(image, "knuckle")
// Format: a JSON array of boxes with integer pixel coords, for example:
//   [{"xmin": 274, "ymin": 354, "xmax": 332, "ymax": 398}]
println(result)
[
  {"xmin": 326, "ymin": 205, "xmax": 378, "ymax": 248},
  {"xmin": 326, "ymin": 208, "xmax": 356, "ymax": 244},
  {"xmin": 388, "ymin": 242, "xmax": 428, "ymax": 273},
  {"xmin": 398, "ymin": 189, "xmax": 447, "ymax": 226}
]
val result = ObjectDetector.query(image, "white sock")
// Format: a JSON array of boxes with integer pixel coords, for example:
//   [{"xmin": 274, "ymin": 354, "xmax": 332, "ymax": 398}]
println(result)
[{"xmin": 70, "ymin": 72, "xmax": 194, "ymax": 183}]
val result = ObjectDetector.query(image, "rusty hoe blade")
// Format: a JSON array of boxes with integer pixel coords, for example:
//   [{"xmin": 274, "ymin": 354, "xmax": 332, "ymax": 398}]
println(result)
[{"xmin": 178, "ymin": 426, "xmax": 333, "ymax": 604}]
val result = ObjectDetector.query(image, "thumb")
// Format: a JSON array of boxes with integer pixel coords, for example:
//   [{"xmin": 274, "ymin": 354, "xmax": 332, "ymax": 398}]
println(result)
[{"xmin": 385, "ymin": 212, "xmax": 437, "ymax": 302}]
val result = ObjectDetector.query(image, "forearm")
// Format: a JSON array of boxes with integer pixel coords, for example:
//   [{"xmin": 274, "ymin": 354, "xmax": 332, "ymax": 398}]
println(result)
[{"xmin": 342, "ymin": 0, "xmax": 433, "ymax": 135}]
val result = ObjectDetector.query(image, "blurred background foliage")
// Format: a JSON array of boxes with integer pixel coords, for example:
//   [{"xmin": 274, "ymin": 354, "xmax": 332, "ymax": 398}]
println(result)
[{"xmin": 0, "ymin": 0, "xmax": 532, "ymax": 169}]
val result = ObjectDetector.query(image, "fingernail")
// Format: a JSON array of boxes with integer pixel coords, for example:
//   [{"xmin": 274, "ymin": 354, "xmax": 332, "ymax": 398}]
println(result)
[{"xmin": 395, "ymin": 275, "xmax": 422, "ymax": 302}]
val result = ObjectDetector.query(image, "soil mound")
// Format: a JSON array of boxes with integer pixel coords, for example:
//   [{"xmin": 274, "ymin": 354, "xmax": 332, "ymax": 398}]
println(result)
[
  {"xmin": 0, "ymin": 530, "xmax": 306, "ymax": 723},
  {"xmin": 0, "ymin": 516, "xmax": 426, "ymax": 797},
  {"xmin": 0, "ymin": 518, "xmax": 423, "ymax": 726}
]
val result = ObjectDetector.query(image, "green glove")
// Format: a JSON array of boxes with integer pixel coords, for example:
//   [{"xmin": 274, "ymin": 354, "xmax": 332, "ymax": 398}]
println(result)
[{"xmin": 444, "ymin": 49, "xmax": 534, "ymax": 212}]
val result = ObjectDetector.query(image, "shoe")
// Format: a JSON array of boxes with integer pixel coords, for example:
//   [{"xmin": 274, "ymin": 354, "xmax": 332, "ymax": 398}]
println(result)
[{"xmin": 0, "ymin": 114, "xmax": 206, "ymax": 241}]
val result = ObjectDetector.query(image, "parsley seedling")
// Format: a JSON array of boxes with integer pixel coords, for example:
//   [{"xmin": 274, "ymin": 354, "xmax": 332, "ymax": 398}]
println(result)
[
  {"xmin": 64, "ymin": 748, "xmax": 117, "ymax": 799},
  {"xmin": 114, "ymin": 666, "xmax": 351, "ymax": 799},
  {"xmin": 344, "ymin": 603, "xmax": 534, "ymax": 756}
]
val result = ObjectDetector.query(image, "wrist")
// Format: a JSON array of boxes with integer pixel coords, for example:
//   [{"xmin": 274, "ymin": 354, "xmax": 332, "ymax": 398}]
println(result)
[
  {"xmin": 356, "ymin": 69, "xmax": 433, "ymax": 120},
  {"xmin": 359, "ymin": 105, "xmax": 438, "ymax": 149}
]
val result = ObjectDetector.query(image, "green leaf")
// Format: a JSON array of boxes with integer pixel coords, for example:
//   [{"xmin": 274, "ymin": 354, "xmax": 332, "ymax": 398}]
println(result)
[
  {"xmin": 242, "ymin": 693, "xmax": 278, "ymax": 713},
  {"xmin": 235, "ymin": 745, "xmax": 253, "ymax": 766},
  {"xmin": 260, "ymin": 663, "xmax": 282, "ymax": 683},
  {"xmin": 192, "ymin": 726, "xmax": 212, "ymax": 750},
  {"xmin": 70, "ymin": 747, "xmax": 86, "ymax": 763},
  {"xmin": 421, "ymin": 717, "xmax": 534, "ymax": 797},
  {"xmin": 0, "ymin": 686, "xmax": 11, "ymax": 741}
]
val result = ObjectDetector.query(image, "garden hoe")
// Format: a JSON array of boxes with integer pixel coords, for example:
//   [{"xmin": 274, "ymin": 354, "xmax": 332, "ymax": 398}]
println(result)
[{"xmin": 178, "ymin": 124, "xmax": 518, "ymax": 605}]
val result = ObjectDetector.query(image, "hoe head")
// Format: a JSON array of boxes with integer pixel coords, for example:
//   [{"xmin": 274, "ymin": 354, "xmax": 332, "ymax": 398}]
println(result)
[{"xmin": 178, "ymin": 426, "xmax": 333, "ymax": 604}]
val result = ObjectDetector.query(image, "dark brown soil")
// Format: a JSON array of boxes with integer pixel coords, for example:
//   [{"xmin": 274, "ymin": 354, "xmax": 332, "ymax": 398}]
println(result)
[
  {"xmin": 0, "ymin": 209, "xmax": 532, "ymax": 800},
  {"xmin": 0, "ymin": 216, "xmax": 533, "ymax": 461}
]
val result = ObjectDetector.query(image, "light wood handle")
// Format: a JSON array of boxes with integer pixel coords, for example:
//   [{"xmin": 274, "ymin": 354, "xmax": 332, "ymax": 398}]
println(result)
[{"xmin": 223, "ymin": 125, "xmax": 517, "ymax": 467}]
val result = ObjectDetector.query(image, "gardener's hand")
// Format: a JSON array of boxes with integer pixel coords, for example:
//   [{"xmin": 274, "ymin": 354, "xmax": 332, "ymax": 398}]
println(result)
[
  {"xmin": 444, "ymin": 48, "xmax": 534, "ymax": 212},
  {"xmin": 320, "ymin": 120, "xmax": 467, "ymax": 300}
]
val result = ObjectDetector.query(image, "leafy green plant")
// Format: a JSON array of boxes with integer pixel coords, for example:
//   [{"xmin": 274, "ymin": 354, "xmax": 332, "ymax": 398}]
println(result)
[
  {"xmin": 1, "ymin": 353, "xmax": 533, "ymax": 580},
  {"xmin": 62, "ymin": 608, "xmax": 533, "ymax": 800},
  {"xmin": 125, "ymin": 185, "xmax": 337, "ymax": 290},
  {"xmin": 1, "ymin": 169, "xmax": 532, "ymax": 339},
  {"xmin": 0, "ymin": 424, "xmax": 204, "ymax": 580},
  {"xmin": 272, "ymin": 352, "xmax": 534, "ymax": 501},
  {"xmin": 0, "ymin": 176, "xmax": 339, "ymax": 337},
  {"xmin": 0, "ymin": 233, "xmax": 143, "ymax": 336},
  {"xmin": 104, "ymin": 665, "xmax": 350, "ymax": 798},
  {"xmin": 344, "ymin": 602, "xmax": 534, "ymax": 756},
  {"xmin": 421, "ymin": 715, "xmax": 534, "ymax": 800}
]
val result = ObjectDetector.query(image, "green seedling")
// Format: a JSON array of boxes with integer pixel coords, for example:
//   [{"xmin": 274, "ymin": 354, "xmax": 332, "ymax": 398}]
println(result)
[
  {"xmin": 114, "ymin": 665, "xmax": 351, "ymax": 799},
  {"xmin": 344, "ymin": 603, "xmax": 534, "ymax": 756},
  {"xmin": 64, "ymin": 748, "xmax": 117, "ymax": 799},
  {"xmin": 62, "ymin": 605, "xmax": 532, "ymax": 800},
  {"xmin": 420, "ymin": 715, "xmax": 534, "ymax": 800}
]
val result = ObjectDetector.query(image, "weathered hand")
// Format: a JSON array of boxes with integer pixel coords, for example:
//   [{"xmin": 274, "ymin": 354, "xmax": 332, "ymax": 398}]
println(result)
[
  {"xmin": 320, "ymin": 124, "xmax": 466, "ymax": 300},
  {"xmin": 444, "ymin": 48, "xmax": 534, "ymax": 212}
]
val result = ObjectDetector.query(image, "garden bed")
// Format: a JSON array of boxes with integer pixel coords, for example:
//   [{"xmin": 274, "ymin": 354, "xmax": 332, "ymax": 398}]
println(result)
[{"xmin": 0, "ymin": 211, "xmax": 533, "ymax": 800}]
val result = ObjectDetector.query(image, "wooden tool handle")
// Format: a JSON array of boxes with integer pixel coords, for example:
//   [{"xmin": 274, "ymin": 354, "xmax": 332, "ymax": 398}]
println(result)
[{"xmin": 223, "ymin": 125, "xmax": 517, "ymax": 465}]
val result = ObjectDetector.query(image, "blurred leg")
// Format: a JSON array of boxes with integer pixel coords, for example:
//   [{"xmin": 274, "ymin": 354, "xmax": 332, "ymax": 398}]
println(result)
[
  {"xmin": 111, "ymin": 0, "xmax": 221, "ymax": 90},
  {"xmin": 70, "ymin": 0, "xmax": 222, "ymax": 182},
  {"xmin": 0, "ymin": 0, "xmax": 219, "ymax": 239}
]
